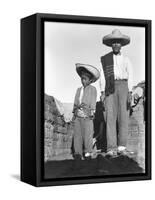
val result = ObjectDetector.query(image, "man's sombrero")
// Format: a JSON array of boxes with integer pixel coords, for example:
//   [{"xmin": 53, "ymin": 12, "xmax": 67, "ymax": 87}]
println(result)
[
  {"xmin": 75, "ymin": 63, "xmax": 100, "ymax": 83},
  {"xmin": 103, "ymin": 29, "xmax": 130, "ymax": 47}
]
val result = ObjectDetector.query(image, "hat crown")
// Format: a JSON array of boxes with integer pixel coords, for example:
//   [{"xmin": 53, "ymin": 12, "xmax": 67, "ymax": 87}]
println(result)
[{"xmin": 111, "ymin": 29, "xmax": 122, "ymax": 36}]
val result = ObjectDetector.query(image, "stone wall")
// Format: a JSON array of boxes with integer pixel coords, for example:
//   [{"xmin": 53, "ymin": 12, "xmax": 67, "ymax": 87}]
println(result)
[
  {"xmin": 44, "ymin": 94, "xmax": 74, "ymax": 162},
  {"xmin": 127, "ymin": 98, "xmax": 145, "ymax": 171}
]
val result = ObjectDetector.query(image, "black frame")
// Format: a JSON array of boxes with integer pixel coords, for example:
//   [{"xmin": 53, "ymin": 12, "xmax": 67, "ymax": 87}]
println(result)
[{"xmin": 21, "ymin": 13, "xmax": 151, "ymax": 187}]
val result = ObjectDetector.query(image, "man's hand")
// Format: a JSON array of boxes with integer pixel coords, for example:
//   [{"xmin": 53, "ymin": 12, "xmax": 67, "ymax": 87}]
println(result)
[
  {"xmin": 71, "ymin": 115, "xmax": 76, "ymax": 122},
  {"xmin": 128, "ymin": 91, "xmax": 132, "ymax": 103},
  {"xmin": 89, "ymin": 110, "xmax": 95, "ymax": 120}
]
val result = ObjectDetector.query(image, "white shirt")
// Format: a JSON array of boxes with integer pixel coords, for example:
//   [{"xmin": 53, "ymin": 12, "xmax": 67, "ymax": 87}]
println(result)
[
  {"xmin": 79, "ymin": 86, "xmax": 84, "ymax": 104},
  {"xmin": 99, "ymin": 53, "xmax": 133, "ymax": 92}
]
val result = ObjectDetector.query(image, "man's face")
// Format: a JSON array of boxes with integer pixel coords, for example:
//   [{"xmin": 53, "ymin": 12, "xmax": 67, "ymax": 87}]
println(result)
[
  {"xmin": 112, "ymin": 42, "xmax": 122, "ymax": 54},
  {"xmin": 81, "ymin": 74, "xmax": 92, "ymax": 87}
]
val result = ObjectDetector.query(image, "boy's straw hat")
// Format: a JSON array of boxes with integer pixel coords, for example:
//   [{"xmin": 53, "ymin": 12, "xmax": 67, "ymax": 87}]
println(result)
[
  {"xmin": 75, "ymin": 63, "xmax": 100, "ymax": 83},
  {"xmin": 103, "ymin": 29, "xmax": 130, "ymax": 47}
]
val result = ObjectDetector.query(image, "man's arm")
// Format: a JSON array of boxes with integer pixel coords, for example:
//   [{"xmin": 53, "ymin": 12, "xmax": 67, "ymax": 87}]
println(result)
[{"xmin": 99, "ymin": 66, "xmax": 105, "ymax": 93}]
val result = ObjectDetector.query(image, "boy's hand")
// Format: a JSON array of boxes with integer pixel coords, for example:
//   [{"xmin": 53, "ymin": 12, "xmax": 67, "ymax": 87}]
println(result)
[{"xmin": 71, "ymin": 115, "xmax": 76, "ymax": 122}]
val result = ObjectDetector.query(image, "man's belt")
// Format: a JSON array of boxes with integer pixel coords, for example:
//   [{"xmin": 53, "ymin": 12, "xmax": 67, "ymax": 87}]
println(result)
[{"xmin": 115, "ymin": 79, "xmax": 127, "ymax": 81}]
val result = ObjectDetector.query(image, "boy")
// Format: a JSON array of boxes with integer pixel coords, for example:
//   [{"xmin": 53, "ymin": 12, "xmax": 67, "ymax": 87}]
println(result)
[{"xmin": 72, "ymin": 63, "xmax": 100, "ymax": 160}]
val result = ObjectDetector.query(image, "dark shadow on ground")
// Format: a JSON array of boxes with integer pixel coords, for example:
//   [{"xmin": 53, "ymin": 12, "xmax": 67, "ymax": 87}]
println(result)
[{"xmin": 44, "ymin": 155, "xmax": 143, "ymax": 179}]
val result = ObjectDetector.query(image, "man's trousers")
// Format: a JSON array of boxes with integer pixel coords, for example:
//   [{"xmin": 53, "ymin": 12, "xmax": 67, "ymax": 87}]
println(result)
[{"xmin": 105, "ymin": 80, "xmax": 129, "ymax": 151}]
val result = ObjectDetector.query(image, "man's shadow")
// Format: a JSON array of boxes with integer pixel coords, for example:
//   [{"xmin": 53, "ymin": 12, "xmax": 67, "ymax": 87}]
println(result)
[{"xmin": 93, "ymin": 100, "xmax": 107, "ymax": 152}]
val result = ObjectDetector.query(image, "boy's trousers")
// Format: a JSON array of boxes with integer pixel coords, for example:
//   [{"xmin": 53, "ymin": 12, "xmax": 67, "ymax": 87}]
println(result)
[
  {"xmin": 73, "ymin": 117, "xmax": 94, "ymax": 156},
  {"xmin": 105, "ymin": 80, "xmax": 129, "ymax": 151}
]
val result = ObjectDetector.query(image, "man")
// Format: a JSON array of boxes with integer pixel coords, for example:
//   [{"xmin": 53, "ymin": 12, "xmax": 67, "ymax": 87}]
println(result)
[{"xmin": 99, "ymin": 29, "xmax": 133, "ymax": 157}]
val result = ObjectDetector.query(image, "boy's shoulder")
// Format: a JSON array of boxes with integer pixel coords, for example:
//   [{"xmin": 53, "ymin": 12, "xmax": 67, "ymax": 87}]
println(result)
[
  {"xmin": 77, "ymin": 86, "xmax": 82, "ymax": 90},
  {"xmin": 88, "ymin": 84, "xmax": 97, "ymax": 91},
  {"xmin": 75, "ymin": 86, "xmax": 82, "ymax": 93}
]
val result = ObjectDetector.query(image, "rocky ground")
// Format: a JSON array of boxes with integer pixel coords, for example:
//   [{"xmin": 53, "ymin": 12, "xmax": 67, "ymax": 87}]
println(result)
[
  {"xmin": 44, "ymin": 94, "xmax": 74, "ymax": 161},
  {"xmin": 44, "ymin": 155, "xmax": 143, "ymax": 179}
]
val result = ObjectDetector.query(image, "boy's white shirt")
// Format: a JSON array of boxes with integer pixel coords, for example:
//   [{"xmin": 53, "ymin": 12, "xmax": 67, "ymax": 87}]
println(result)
[
  {"xmin": 99, "ymin": 53, "xmax": 133, "ymax": 92},
  {"xmin": 79, "ymin": 86, "xmax": 84, "ymax": 105}
]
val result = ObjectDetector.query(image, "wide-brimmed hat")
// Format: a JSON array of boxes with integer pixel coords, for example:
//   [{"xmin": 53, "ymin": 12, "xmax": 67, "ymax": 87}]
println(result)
[
  {"xmin": 75, "ymin": 63, "xmax": 100, "ymax": 83},
  {"xmin": 103, "ymin": 29, "xmax": 130, "ymax": 47}
]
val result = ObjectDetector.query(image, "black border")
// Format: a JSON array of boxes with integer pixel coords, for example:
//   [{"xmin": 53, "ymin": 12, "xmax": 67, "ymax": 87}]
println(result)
[{"xmin": 25, "ymin": 13, "xmax": 152, "ymax": 186}]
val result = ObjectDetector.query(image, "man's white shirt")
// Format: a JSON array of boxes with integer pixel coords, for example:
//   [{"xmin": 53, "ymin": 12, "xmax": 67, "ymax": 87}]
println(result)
[{"xmin": 99, "ymin": 53, "xmax": 133, "ymax": 92}]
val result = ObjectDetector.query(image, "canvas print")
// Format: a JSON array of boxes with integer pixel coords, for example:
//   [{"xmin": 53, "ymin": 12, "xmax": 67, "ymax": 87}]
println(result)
[{"xmin": 44, "ymin": 21, "xmax": 145, "ymax": 179}]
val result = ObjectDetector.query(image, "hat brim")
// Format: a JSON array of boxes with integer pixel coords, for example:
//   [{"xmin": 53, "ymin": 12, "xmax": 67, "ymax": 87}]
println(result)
[
  {"xmin": 76, "ymin": 63, "xmax": 100, "ymax": 83},
  {"xmin": 103, "ymin": 35, "xmax": 130, "ymax": 47}
]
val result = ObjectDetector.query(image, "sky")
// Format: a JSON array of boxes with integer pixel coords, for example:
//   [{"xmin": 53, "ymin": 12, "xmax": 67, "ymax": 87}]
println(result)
[{"xmin": 45, "ymin": 21, "xmax": 145, "ymax": 103}]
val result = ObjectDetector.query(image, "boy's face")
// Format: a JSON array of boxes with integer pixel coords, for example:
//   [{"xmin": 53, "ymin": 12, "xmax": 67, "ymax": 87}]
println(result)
[{"xmin": 81, "ymin": 74, "xmax": 92, "ymax": 87}]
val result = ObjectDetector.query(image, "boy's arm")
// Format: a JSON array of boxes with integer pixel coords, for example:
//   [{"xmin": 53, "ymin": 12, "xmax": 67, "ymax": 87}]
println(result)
[{"xmin": 90, "ymin": 87, "xmax": 97, "ymax": 116}]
